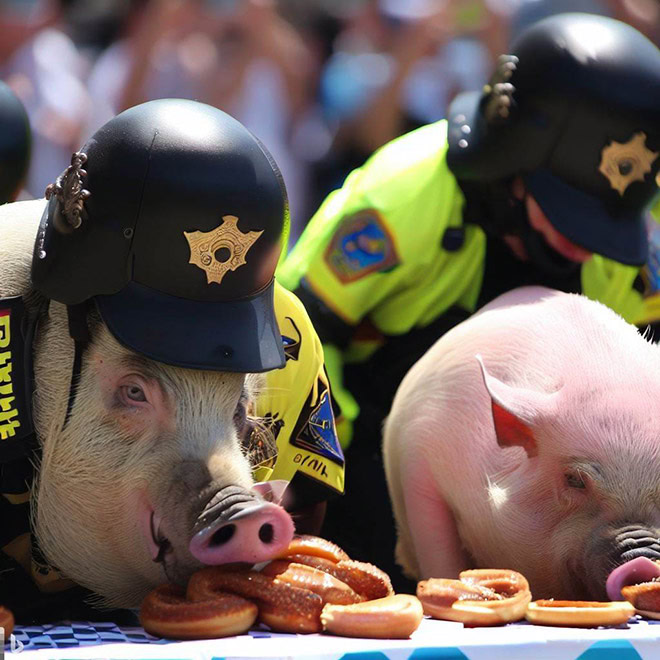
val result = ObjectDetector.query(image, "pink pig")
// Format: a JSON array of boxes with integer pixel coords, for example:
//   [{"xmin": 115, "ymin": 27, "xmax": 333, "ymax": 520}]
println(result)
[{"xmin": 383, "ymin": 286, "xmax": 660, "ymax": 600}]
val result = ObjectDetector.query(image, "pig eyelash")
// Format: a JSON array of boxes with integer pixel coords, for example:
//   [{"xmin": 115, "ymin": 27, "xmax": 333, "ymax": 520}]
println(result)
[{"xmin": 241, "ymin": 417, "xmax": 278, "ymax": 470}]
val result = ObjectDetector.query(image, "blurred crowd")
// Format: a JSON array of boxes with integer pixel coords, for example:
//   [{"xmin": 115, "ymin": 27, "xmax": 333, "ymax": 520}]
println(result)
[{"xmin": 1, "ymin": 0, "xmax": 658, "ymax": 245}]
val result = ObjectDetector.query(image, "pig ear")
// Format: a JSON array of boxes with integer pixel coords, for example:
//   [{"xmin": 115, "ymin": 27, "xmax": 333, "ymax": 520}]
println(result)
[
  {"xmin": 252, "ymin": 480, "xmax": 291, "ymax": 507},
  {"xmin": 475, "ymin": 355, "xmax": 558, "ymax": 458}
]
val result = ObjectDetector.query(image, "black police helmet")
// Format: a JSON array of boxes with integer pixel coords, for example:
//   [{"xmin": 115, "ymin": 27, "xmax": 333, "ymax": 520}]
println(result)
[
  {"xmin": 0, "ymin": 81, "xmax": 30, "ymax": 203},
  {"xmin": 32, "ymin": 99, "xmax": 289, "ymax": 373},
  {"xmin": 447, "ymin": 13, "xmax": 660, "ymax": 266}
]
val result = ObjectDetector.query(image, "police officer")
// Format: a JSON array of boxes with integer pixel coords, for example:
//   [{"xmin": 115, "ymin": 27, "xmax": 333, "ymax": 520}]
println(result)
[
  {"xmin": 278, "ymin": 13, "xmax": 660, "ymax": 590},
  {"xmin": 1, "ymin": 98, "xmax": 344, "ymax": 620},
  {"xmin": 0, "ymin": 80, "xmax": 30, "ymax": 203}
]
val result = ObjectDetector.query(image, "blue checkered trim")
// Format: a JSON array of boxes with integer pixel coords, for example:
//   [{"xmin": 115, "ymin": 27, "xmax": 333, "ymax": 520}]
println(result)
[
  {"xmin": 7, "ymin": 621, "xmax": 166, "ymax": 650},
  {"xmin": 4, "ymin": 617, "xmax": 660, "ymax": 656}
]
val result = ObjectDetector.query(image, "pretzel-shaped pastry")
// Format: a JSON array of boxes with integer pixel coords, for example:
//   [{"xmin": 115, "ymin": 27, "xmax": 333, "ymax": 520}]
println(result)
[
  {"xmin": 265, "ymin": 554, "xmax": 394, "ymax": 601},
  {"xmin": 187, "ymin": 567, "xmax": 324, "ymax": 634},
  {"xmin": 417, "ymin": 569, "xmax": 531, "ymax": 626},
  {"xmin": 276, "ymin": 535, "xmax": 350, "ymax": 563},
  {"xmin": 141, "ymin": 536, "xmax": 422, "ymax": 639}
]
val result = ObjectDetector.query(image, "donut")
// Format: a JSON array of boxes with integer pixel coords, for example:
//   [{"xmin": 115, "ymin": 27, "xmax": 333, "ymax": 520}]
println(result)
[
  {"xmin": 526, "ymin": 599, "xmax": 635, "ymax": 627},
  {"xmin": 621, "ymin": 582, "xmax": 660, "ymax": 620},
  {"xmin": 321, "ymin": 594, "xmax": 424, "ymax": 639},
  {"xmin": 187, "ymin": 566, "xmax": 324, "ymax": 634},
  {"xmin": 417, "ymin": 569, "xmax": 531, "ymax": 626},
  {"xmin": 276, "ymin": 535, "xmax": 350, "ymax": 563},
  {"xmin": 139, "ymin": 584, "xmax": 257, "ymax": 639},
  {"xmin": 0, "ymin": 606, "xmax": 14, "ymax": 638}
]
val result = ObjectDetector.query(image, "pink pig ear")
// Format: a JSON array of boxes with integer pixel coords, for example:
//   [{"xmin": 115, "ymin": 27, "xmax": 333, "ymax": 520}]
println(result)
[{"xmin": 476, "ymin": 355, "xmax": 558, "ymax": 458}]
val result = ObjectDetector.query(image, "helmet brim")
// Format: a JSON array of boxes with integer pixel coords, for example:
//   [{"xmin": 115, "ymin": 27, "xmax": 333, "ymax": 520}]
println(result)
[
  {"xmin": 95, "ymin": 279, "xmax": 285, "ymax": 373},
  {"xmin": 523, "ymin": 168, "xmax": 648, "ymax": 267}
]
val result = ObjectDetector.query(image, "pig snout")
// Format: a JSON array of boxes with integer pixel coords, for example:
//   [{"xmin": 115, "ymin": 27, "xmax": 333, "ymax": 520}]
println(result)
[
  {"xmin": 605, "ymin": 526, "xmax": 660, "ymax": 600},
  {"xmin": 612, "ymin": 526, "xmax": 660, "ymax": 564},
  {"xmin": 189, "ymin": 485, "xmax": 294, "ymax": 565}
]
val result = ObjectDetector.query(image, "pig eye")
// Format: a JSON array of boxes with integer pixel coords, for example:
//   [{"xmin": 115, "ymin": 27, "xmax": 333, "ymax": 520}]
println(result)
[
  {"xmin": 121, "ymin": 384, "xmax": 147, "ymax": 404},
  {"xmin": 564, "ymin": 471, "xmax": 587, "ymax": 489}
]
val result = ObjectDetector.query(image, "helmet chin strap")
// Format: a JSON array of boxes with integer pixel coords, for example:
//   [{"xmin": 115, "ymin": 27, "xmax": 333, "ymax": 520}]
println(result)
[
  {"xmin": 458, "ymin": 177, "xmax": 581, "ymax": 277},
  {"xmin": 62, "ymin": 303, "xmax": 90, "ymax": 430},
  {"xmin": 518, "ymin": 196, "xmax": 582, "ymax": 278}
]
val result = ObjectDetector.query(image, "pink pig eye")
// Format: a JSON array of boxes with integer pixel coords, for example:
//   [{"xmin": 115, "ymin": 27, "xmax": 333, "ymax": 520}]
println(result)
[
  {"xmin": 564, "ymin": 471, "xmax": 587, "ymax": 489},
  {"xmin": 121, "ymin": 384, "xmax": 148, "ymax": 404}
]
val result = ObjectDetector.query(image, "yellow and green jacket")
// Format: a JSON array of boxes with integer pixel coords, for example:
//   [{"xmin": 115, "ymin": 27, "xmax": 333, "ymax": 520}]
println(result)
[{"xmin": 279, "ymin": 120, "xmax": 660, "ymax": 445}]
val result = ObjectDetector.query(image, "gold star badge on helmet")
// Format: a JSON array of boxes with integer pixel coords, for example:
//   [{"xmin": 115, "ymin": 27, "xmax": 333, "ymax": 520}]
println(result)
[
  {"xmin": 184, "ymin": 215, "xmax": 263, "ymax": 285},
  {"xmin": 598, "ymin": 132, "xmax": 658, "ymax": 196}
]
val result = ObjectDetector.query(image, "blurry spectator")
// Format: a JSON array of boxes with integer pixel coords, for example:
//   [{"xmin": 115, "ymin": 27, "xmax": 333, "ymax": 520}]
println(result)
[
  {"xmin": 311, "ymin": 0, "xmax": 496, "ymax": 211},
  {"xmin": 199, "ymin": 0, "xmax": 317, "ymax": 241},
  {"xmin": 84, "ymin": 0, "xmax": 200, "ymax": 137},
  {"xmin": 612, "ymin": 0, "xmax": 659, "ymax": 45},
  {"xmin": 0, "ymin": 0, "xmax": 90, "ymax": 198},
  {"xmin": 84, "ymin": 0, "xmax": 314, "ymax": 241},
  {"xmin": 0, "ymin": 79, "xmax": 30, "ymax": 202}
]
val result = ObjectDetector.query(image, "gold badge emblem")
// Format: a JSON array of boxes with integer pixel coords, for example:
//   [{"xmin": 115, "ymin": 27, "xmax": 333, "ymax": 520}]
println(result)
[
  {"xmin": 184, "ymin": 215, "xmax": 263, "ymax": 285},
  {"xmin": 598, "ymin": 132, "xmax": 658, "ymax": 196}
]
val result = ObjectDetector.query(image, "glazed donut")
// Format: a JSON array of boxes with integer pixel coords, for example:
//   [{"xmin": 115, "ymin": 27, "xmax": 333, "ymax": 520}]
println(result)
[
  {"xmin": 526, "ymin": 599, "xmax": 635, "ymax": 627},
  {"xmin": 139, "ymin": 584, "xmax": 257, "ymax": 639},
  {"xmin": 321, "ymin": 594, "xmax": 424, "ymax": 639},
  {"xmin": 621, "ymin": 582, "xmax": 660, "ymax": 620},
  {"xmin": 0, "ymin": 606, "xmax": 14, "ymax": 638},
  {"xmin": 268, "ymin": 554, "xmax": 394, "ymax": 601},
  {"xmin": 276, "ymin": 535, "xmax": 350, "ymax": 563},
  {"xmin": 187, "ymin": 566, "xmax": 324, "ymax": 634},
  {"xmin": 417, "ymin": 569, "xmax": 531, "ymax": 626},
  {"xmin": 261, "ymin": 560, "xmax": 363, "ymax": 605}
]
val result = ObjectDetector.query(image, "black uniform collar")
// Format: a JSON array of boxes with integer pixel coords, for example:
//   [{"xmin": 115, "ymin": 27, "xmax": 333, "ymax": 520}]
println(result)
[{"xmin": 0, "ymin": 296, "xmax": 38, "ymax": 474}]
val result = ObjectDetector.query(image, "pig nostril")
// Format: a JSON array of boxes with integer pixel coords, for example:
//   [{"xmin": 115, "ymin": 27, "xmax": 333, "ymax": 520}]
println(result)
[
  {"xmin": 620, "ymin": 547, "xmax": 660, "ymax": 563},
  {"xmin": 258, "ymin": 523, "xmax": 274, "ymax": 544},
  {"xmin": 209, "ymin": 524, "xmax": 235, "ymax": 547}
]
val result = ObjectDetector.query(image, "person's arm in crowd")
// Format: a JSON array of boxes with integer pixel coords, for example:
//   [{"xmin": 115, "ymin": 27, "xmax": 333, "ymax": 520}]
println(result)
[
  {"xmin": 206, "ymin": 0, "xmax": 314, "ymax": 120},
  {"xmin": 346, "ymin": 10, "xmax": 449, "ymax": 155},
  {"xmin": 118, "ymin": 0, "xmax": 193, "ymax": 112}
]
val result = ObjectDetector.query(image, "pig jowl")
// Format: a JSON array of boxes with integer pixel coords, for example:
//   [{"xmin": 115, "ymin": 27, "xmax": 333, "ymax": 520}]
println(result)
[{"xmin": 383, "ymin": 286, "xmax": 660, "ymax": 601}]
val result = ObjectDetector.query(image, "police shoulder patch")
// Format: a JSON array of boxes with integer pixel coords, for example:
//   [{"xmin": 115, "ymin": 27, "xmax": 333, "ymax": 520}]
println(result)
[
  {"xmin": 291, "ymin": 381, "xmax": 344, "ymax": 466},
  {"xmin": 324, "ymin": 210, "xmax": 400, "ymax": 283}
]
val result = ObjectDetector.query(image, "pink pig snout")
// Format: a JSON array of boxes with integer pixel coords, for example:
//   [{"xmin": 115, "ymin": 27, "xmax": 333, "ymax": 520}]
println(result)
[
  {"xmin": 606, "ymin": 557, "xmax": 660, "ymax": 601},
  {"xmin": 189, "ymin": 488, "xmax": 294, "ymax": 565}
]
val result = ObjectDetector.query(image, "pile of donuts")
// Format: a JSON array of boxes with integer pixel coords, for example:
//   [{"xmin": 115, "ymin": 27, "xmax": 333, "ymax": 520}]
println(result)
[
  {"xmin": 140, "ymin": 535, "xmax": 424, "ymax": 639},
  {"xmin": 416, "ymin": 565, "xmax": 660, "ymax": 628}
]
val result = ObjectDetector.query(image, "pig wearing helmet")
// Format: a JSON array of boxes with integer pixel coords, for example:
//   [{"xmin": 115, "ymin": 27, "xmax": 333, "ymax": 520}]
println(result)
[{"xmin": 0, "ymin": 99, "xmax": 344, "ymax": 620}]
